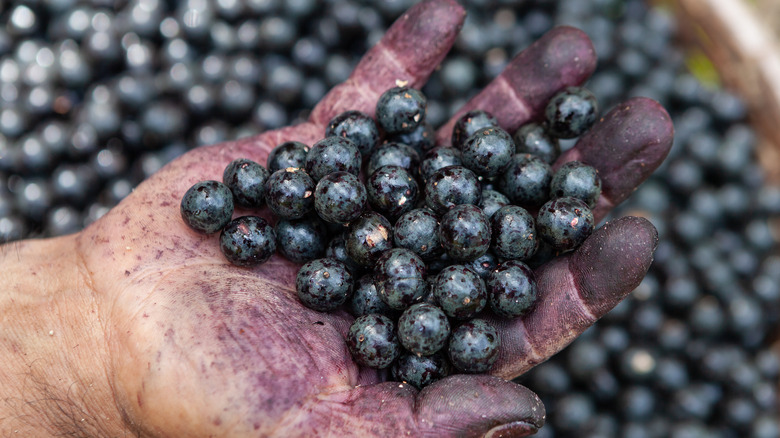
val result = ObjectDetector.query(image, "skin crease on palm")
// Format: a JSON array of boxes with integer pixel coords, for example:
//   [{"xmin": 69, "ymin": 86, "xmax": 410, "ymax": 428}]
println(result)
[{"xmin": 0, "ymin": 1, "xmax": 674, "ymax": 437}]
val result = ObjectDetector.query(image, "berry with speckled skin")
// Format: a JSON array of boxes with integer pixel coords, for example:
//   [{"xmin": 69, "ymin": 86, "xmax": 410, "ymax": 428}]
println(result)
[
  {"xmin": 314, "ymin": 171, "xmax": 367, "ymax": 224},
  {"xmin": 389, "ymin": 122, "xmax": 435, "ymax": 155},
  {"xmin": 305, "ymin": 136, "xmax": 361, "ymax": 181},
  {"xmin": 219, "ymin": 216, "xmax": 276, "ymax": 267},
  {"xmin": 264, "ymin": 168, "xmax": 315, "ymax": 219},
  {"xmin": 498, "ymin": 154, "xmax": 552, "ymax": 207},
  {"xmin": 490, "ymin": 205, "xmax": 538, "ymax": 261},
  {"xmin": 325, "ymin": 234, "xmax": 362, "ymax": 276},
  {"xmin": 439, "ymin": 204, "xmax": 491, "ymax": 262},
  {"xmin": 350, "ymin": 275, "xmax": 394, "ymax": 317},
  {"xmin": 461, "ymin": 126, "xmax": 516, "ymax": 177},
  {"xmin": 180, "ymin": 180, "xmax": 234, "ymax": 234},
  {"xmin": 550, "ymin": 161, "xmax": 602, "ymax": 207},
  {"xmin": 420, "ymin": 146, "xmax": 463, "ymax": 183},
  {"xmin": 347, "ymin": 314, "xmax": 400, "ymax": 369},
  {"xmin": 367, "ymin": 166, "xmax": 418, "ymax": 221},
  {"xmin": 375, "ymin": 248, "xmax": 428, "ymax": 310},
  {"xmin": 487, "ymin": 260, "xmax": 538, "ymax": 318},
  {"xmin": 393, "ymin": 208, "xmax": 442, "ymax": 261},
  {"xmin": 223, "ymin": 158, "xmax": 270, "ymax": 209},
  {"xmin": 326, "ymin": 110, "xmax": 380, "ymax": 157},
  {"xmin": 479, "ymin": 189, "xmax": 510, "ymax": 219},
  {"xmin": 434, "ymin": 265, "xmax": 487, "ymax": 319},
  {"xmin": 513, "ymin": 122, "xmax": 561, "ymax": 164},
  {"xmin": 366, "ymin": 142, "xmax": 421, "ymax": 177},
  {"xmin": 266, "ymin": 141, "xmax": 309, "ymax": 173},
  {"xmin": 465, "ymin": 252, "xmax": 499, "ymax": 279},
  {"xmin": 451, "ymin": 109, "xmax": 499, "ymax": 150},
  {"xmin": 448, "ymin": 319, "xmax": 501, "ymax": 373},
  {"xmin": 376, "ymin": 86, "xmax": 427, "ymax": 134},
  {"xmin": 537, "ymin": 197, "xmax": 595, "ymax": 252},
  {"xmin": 296, "ymin": 258, "xmax": 353, "ymax": 312},
  {"xmin": 275, "ymin": 215, "xmax": 328, "ymax": 263},
  {"xmin": 425, "ymin": 165, "xmax": 481, "ymax": 216},
  {"xmin": 391, "ymin": 352, "xmax": 451, "ymax": 389},
  {"xmin": 345, "ymin": 212, "xmax": 394, "ymax": 267},
  {"xmin": 397, "ymin": 303, "xmax": 451, "ymax": 356},
  {"xmin": 545, "ymin": 86, "xmax": 599, "ymax": 139}
]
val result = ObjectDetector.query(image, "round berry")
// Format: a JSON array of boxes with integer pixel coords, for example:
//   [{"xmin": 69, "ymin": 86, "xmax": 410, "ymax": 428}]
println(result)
[
  {"xmin": 487, "ymin": 260, "xmax": 538, "ymax": 318},
  {"xmin": 397, "ymin": 303, "xmax": 451, "ymax": 356},
  {"xmin": 448, "ymin": 319, "xmax": 501, "ymax": 373},
  {"xmin": 264, "ymin": 168, "xmax": 315, "ymax": 219},
  {"xmin": 376, "ymin": 86, "xmax": 427, "ymax": 134},
  {"xmin": 314, "ymin": 171, "xmax": 367, "ymax": 224},
  {"xmin": 391, "ymin": 352, "xmax": 451, "ymax": 389},
  {"xmin": 366, "ymin": 142, "xmax": 420, "ymax": 177},
  {"xmin": 367, "ymin": 166, "xmax": 418, "ymax": 221},
  {"xmin": 420, "ymin": 146, "xmax": 462, "ymax": 183},
  {"xmin": 513, "ymin": 122, "xmax": 561, "ymax": 164},
  {"xmin": 439, "ymin": 204, "xmax": 491, "ymax": 262},
  {"xmin": 551, "ymin": 161, "xmax": 602, "ymax": 207},
  {"xmin": 434, "ymin": 265, "xmax": 487, "ymax": 319},
  {"xmin": 424, "ymin": 165, "xmax": 481, "ymax": 216},
  {"xmin": 222, "ymin": 158, "xmax": 270, "ymax": 209},
  {"xmin": 461, "ymin": 126, "xmax": 516, "ymax": 177},
  {"xmin": 389, "ymin": 122, "xmax": 435, "ymax": 155},
  {"xmin": 325, "ymin": 110, "xmax": 380, "ymax": 157},
  {"xmin": 350, "ymin": 275, "xmax": 394, "ymax": 317},
  {"xmin": 375, "ymin": 248, "xmax": 427, "ymax": 310},
  {"xmin": 296, "ymin": 258, "xmax": 353, "ymax": 312},
  {"xmin": 393, "ymin": 208, "xmax": 442, "ymax": 261},
  {"xmin": 266, "ymin": 141, "xmax": 309, "ymax": 173},
  {"xmin": 498, "ymin": 154, "xmax": 552, "ymax": 207},
  {"xmin": 275, "ymin": 216, "xmax": 328, "ymax": 263},
  {"xmin": 345, "ymin": 212, "xmax": 394, "ymax": 267},
  {"xmin": 545, "ymin": 86, "xmax": 599, "ymax": 139},
  {"xmin": 451, "ymin": 110, "xmax": 498, "ymax": 150},
  {"xmin": 536, "ymin": 197, "xmax": 595, "ymax": 251},
  {"xmin": 180, "ymin": 180, "xmax": 234, "ymax": 234},
  {"xmin": 347, "ymin": 314, "xmax": 400, "ymax": 369},
  {"xmin": 219, "ymin": 216, "xmax": 276, "ymax": 267},
  {"xmin": 479, "ymin": 189, "xmax": 510, "ymax": 219},
  {"xmin": 490, "ymin": 205, "xmax": 538, "ymax": 261},
  {"xmin": 465, "ymin": 252, "xmax": 499, "ymax": 279},
  {"xmin": 305, "ymin": 136, "xmax": 361, "ymax": 181},
  {"xmin": 325, "ymin": 234, "xmax": 362, "ymax": 276}
]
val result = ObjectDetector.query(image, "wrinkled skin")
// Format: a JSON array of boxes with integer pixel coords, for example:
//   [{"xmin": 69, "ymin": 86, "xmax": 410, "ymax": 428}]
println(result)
[{"xmin": 0, "ymin": 1, "xmax": 673, "ymax": 437}]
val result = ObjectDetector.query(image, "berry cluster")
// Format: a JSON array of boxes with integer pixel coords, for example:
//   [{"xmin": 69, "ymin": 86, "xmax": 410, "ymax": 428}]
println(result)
[{"xmin": 181, "ymin": 84, "xmax": 603, "ymax": 387}]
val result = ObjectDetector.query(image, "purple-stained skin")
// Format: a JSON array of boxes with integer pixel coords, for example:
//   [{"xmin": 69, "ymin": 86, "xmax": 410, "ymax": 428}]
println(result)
[{"xmin": 7, "ymin": 0, "xmax": 675, "ymax": 436}]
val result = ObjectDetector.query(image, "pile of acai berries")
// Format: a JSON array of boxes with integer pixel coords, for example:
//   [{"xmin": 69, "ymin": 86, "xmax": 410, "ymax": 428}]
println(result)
[{"xmin": 180, "ymin": 84, "xmax": 603, "ymax": 388}]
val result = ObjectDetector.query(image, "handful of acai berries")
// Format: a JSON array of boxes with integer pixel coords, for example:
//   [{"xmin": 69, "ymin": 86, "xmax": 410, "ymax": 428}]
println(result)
[{"xmin": 180, "ymin": 85, "xmax": 602, "ymax": 389}]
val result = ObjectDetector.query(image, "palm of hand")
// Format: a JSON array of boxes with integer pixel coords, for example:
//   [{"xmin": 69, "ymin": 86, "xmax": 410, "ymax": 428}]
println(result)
[{"xmin": 73, "ymin": 1, "xmax": 673, "ymax": 436}]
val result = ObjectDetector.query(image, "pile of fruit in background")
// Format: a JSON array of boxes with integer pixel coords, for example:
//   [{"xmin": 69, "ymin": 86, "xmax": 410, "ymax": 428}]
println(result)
[{"xmin": 0, "ymin": 0, "xmax": 778, "ymax": 436}]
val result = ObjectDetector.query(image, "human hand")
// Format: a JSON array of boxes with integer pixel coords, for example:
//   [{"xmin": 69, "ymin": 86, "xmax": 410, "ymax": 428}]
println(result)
[{"xmin": 0, "ymin": 1, "xmax": 672, "ymax": 436}]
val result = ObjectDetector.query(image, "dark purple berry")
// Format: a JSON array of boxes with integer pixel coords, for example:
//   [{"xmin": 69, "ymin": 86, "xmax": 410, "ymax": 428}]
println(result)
[
  {"xmin": 326, "ymin": 234, "xmax": 362, "ymax": 276},
  {"xmin": 465, "ymin": 252, "xmax": 499, "ymax": 279},
  {"xmin": 350, "ymin": 275, "xmax": 394, "ymax": 317},
  {"xmin": 275, "ymin": 216, "xmax": 328, "ymax": 263},
  {"xmin": 325, "ymin": 110, "xmax": 380, "ymax": 157},
  {"xmin": 305, "ymin": 136, "xmax": 361, "ymax": 181},
  {"xmin": 376, "ymin": 86, "xmax": 427, "ymax": 134},
  {"xmin": 490, "ymin": 205, "xmax": 538, "ymax": 261},
  {"xmin": 314, "ymin": 171, "xmax": 367, "ymax": 224},
  {"xmin": 487, "ymin": 260, "xmax": 538, "ymax": 318},
  {"xmin": 264, "ymin": 168, "xmax": 315, "ymax": 219},
  {"xmin": 345, "ymin": 212, "xmax": 394, "ymax": 267},
  {"xmin": 180, "ymin": 180, "xmax": 234, "ymax": 234},
  {"xmin": 550, "ymin": 161, "xmax": 602, "ymax": 207},
  {"xmin": 219, "ymin": 216, "xmax": 276, "ymax": 267},
  {"xmin": 366, "ymin": 142, "xmax": 420, "ymax": 177},
  {"xmin": 434, "ymin": 265, "xmax": 487, "ymax": 319},
  {"xmin": 498, "ymin": 154, "xmax": 552, "ymax": 208},
  {"xmin": 367, "ymin": 165, "xmax": 418, "ymax": 221},
  {"xmin": 536, "ymin": 197, "xmax": 595, "ymax": 252},
  {"xmin": 375, "ymin": 248, "xmax": 427, "ymax": 310},
  {"xmin": 393, "ymin": 208, "xmax": 442, "ymax": 261},
  {"xmin": 424, "ymin": 165, "xmax": 481, "ymax": 216},
  {"xmin": 448, "ymin": 319, "xmax": 501, "ymax": 373},
  {"xmin": 451, "ymin": 109, "xmax": 498, "ymax": 150},
  {"xmin": 222, "ymin": 158, "xmax": 269, "ymax": 209},
  {"xmin": 420, "ymin": 146, "xmax": 462, "ymax": 183},
  {"xmin": 397, "ymin": 303, "xmax": 450, "ymax": 356},
  {"xmin": 391, "ymin": 352, "xmax": 451, "ymax": 389},
  {"xmin": 347, "ymin": 314, "xmax": 400, "ymax": 369},
  {"xmin": 545, "ymin": 86, "xmax": 599, "ymax": 139},
  {"xmin": 439, "ymin": 204, "xmax": 491, "ymax": 262},
  {"xmin": 513, "ymin": 122, "xmax": 561, "ymax": 164},
  {"xmin": 266, "ymin": 141, "xmax": 309, "ymax": 173},
  {"xmin": 461, "ymin": 126, "xmax": 516, "ymax": 177},
  {"xmin": 389, "ymin": 122, "xmax": 435, "ymax": 155},
  {"xmin": 479, "ymin": 189, "xmax": 510, "ymax": 219},
  {"xmin": 296, "ymin": 258, "xmax": 353, "ymax": 312}
]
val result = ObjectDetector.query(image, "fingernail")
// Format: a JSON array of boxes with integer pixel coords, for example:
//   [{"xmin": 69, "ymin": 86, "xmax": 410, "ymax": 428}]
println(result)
[{"xmin": 484, "ymin": 421, "xmax": 539, "ymax": 438}]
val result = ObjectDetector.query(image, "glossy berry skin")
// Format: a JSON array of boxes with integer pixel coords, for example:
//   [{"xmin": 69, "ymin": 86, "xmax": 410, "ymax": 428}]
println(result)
[
  {"xmin": 296, "ymin": 258, "xmax": 353, "ymax": 312},
  {"xmin": 439, "ymin": 204, "xmax": 491, "ymax": 262},
  {"xmin": 305, "ymin": 136, "xmax": 361, "ymax": 181},
  {"xmin": 448, "ymin": 319, "xmax": 501, "ymax": 373},
  {"xmin": 314, "ymin": 171, "xmax": 367, "ymax": 224},
  {"xmin": 466, "ymin": 252, "xmax": 499, "ymax": 279},
  {"xmin": 512, "ymin": 122, "xmax": 561, "ymax": 164},
  {"xmin": 367, "ymin": 166, "xmax": 418, "ymax": 221},
  {"xmin": 393, "ymin": 208, "xmax": 442, "ymax": 261},
  {"xmin": 451, "ymin": 109, "xmax": 499, "ymax": 150},
  {"xmin": 375, "ymin": 248, "xmax": 428, "ymax": 310},
  {"xmin": 347, "ymin": 314, "xmax": 400, "ymax": 369},
  {"xmin": 219, "ymin": 216, "xmax": 276, "ymax": 267},
  {"xmin": 420, "ymin": 147, "xmax": 462, "ymax": 183},
  {"xmin": 345, "ymin": 212, "xmax": 394, "ymax": 267},
  {"xmin": 389, "ymin": 122, "xmax": 435, "ymax": 155},
  {"xmin": 434, "ymin": 265, "xmax": 487, "ymax": 319},
  {"xmin": 222, "ymin": 158, "xmax": 270, "ymax": 209},
  {"xmin": 325, "ymin": 234, "xmax": 362, "ymax": 276},
  {"xmin": 266, "ymin": 141, "xmax": 309, "ymax": 173},
  {"xmin": 325, "ymin": 110, "xmax": 380, "ymax": 157},
  {"xmin": 264, "ymin": 168, "xmax": 315, "ymax": 219},
  {"xmin": 366, "ymin": 142, "xmax": 420, "ymax": 177},
  {"xmin": 498, "ymin": 154, "xmax": 552, "ymax": 207},
  {"xmin": 391, "ymin": 352, "xmax": 451, "ymax": 389},
  {"xmin": 350, "ymin": 275, "xmax": 393, "ymax": 317},
  {"xmin": 550, "ymin": 161, "xmax": 602, "ymax": 207},
  {"xmin": 487, "ymin": 260, "xmax": 538, "ymax": 318},
  {"xmin": 479, "ymin": 189, "xmax": 510, "ymax": 219},
  {"xmin": 461, "ymin": 126, "xmax": 516, "ymax": 177},
  {"xmin": 537, "ymin": 197, "xmax": 595, "ymax": 252},
  {"xmin": 397, "ymin": 303, "xmax": 451, "ymax": 356},
  {"xmin": 180, "ymin": 180, "xmax": 234, "ymax": 234},
  {"xmin": 375, "ymin": 86, "xmax": 427, "ymax": 134},
  {"xmin": 490, "ymin": 205, "xmax": 538, "ymax": 261},
  {"xmin": 424, "ymin": 165, "xmax": 481, "ymax": 216},
  {"xmin": 545, "ymin": 86, "xmax": 599, "ymax": 139},
  {"xmin": 275, "ymin": 216, "xmax": 328, "ymax": 263}
]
